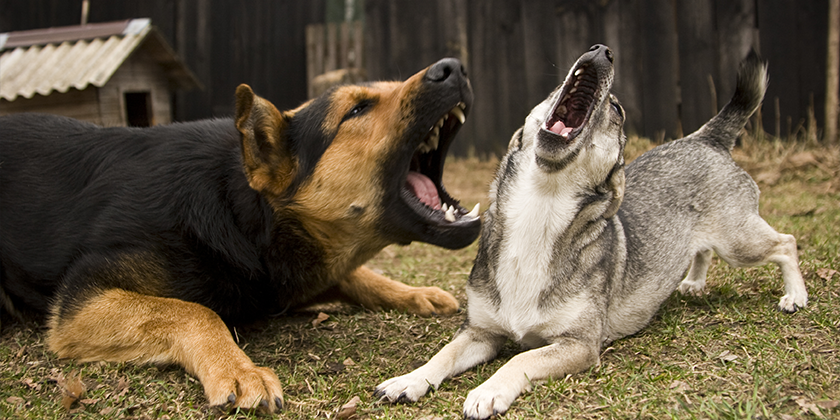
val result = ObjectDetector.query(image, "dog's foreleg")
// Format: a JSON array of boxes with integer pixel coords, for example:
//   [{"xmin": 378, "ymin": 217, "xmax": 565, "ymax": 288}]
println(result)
[
  {"xmin": 462, "ymin": 337, "xmax": 599, "ymax": 420},
  {"xmin": 678, "ymin": 248, "xmax": 714, "ymax": 296},
  {"xmin": 48, "ymin": 289, "xmax": 284, "ymax": 412},
  {"xmin": 375, "ymin": 327, "xmax": 505, "ymax": 403},
  {"xmin": 334, "ymin": 265, "xmax": 460, "ymax": 316}
]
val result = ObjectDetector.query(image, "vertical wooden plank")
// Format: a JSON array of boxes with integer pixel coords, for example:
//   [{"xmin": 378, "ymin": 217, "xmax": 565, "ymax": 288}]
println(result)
[
  {"xmin": 352, "ymin": 21, "xmax": 364, "ymax": 68},
  {"xmin": 676, "ymin": 0, "xmax": 717, "ymax": 135},
  {"xmin": 755, "ymin": 0, "xmax": 828, "ymax": 138},
  {"xmin": 605, "ymin": 0, "xmax": 644, "ymax": 136},
  {"xmin": 714, "ymin": 0, "xmax": 756, "ymax": 112},
  {"xmin": 639, "ymin": 0, "xmax": 680, "ymax": 141},
  {"xmin": 339, "ymin": 22, "xmax": 350, "ymax": 68},
  {"xmin": 826, "ymin": 0, "xmax": 840, "ymax": 143},
  {"xmin": 325, "ymin": 23, "xmax": 338, "ymax": 73},
  {"xmin": 520, "ymin": 0, "xmax": 561, "ymax": 108}
]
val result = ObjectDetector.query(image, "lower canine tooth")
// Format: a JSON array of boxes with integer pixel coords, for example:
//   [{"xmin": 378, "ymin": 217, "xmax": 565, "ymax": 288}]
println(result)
[
  {"xmin": 444, "ymin": 206, "xmax": 456, "ymax": 222},
  {"xmin": 442, "ymin": 203, "xmax": 448, "ymax": 212},
  {"xmin": 466, "ymin": 203, "xmax": 480, "ymax": 218}
]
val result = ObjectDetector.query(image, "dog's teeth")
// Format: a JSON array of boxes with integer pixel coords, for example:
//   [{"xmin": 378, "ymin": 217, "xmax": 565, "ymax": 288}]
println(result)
[
  {"xmin": 442, "ymin": 203, "xmax": 449, "ymax": 212},
  {"xmin": 569, "ymin": 87, "xmax": 577, "ymax": 94},
  {"xmin": 450, "ymin": 107, "xmax": 466, "ymax": 124},
  {"xmin": 437, "ymin": 117, "xmax": 445, "ymax": 128},
  {"xmin": 430, "ymin": 129, "xmax": 440, "ymax": 150},
  {"xmin": 444, "ymin": 206, "xmax": 456, "ymax": 222},
  {"xmin": 574, "ymin": 68, "xmax": 584, "ymax": 76},
  {"xmin": 458, "ymin": 102, "xmax": 466, "ymax": 110},
  {"xmin": 466, "ymin": 203, "xmax": 480, "ymax": 218}
]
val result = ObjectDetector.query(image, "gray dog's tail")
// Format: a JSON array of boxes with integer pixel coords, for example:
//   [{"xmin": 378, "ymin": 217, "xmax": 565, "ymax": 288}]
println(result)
[{"xmin": 690, "ymin": 50, "xmax": 768, "ymax": 151}]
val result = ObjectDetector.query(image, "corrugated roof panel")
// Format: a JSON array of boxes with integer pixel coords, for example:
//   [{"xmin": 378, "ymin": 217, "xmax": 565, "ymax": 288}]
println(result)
[
  {"xmin": 90, "ymin": 34, "xmax": 145, "ymax": 87},
  {"xmin": 0, "ymin": 18, "xmax": 199, "ymax": 102}
]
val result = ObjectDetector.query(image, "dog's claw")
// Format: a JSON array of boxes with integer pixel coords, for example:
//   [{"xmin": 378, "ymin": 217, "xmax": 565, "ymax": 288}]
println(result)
[
  {"xmin": 275, "ymin": 397, "xmax": 284, "ymax": 410},
  {"xmin": 227, "ymin": 393, "xmax": 236, "ymax": 404}
]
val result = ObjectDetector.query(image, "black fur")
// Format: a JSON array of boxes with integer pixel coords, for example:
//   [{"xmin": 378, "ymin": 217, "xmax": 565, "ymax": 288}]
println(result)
[{"xmin": 0, "ymin": 113, "xmax": 333, "ymax": 324}]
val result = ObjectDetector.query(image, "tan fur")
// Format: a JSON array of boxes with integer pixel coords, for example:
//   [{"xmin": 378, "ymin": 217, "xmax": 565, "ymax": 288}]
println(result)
[
  {"xmin": 234, "ymin": 79, "xmax": 458, "ymax": 312},
  {"xmin": 48, "ymin": 289, "xmax": 284, "ymax": 412}
]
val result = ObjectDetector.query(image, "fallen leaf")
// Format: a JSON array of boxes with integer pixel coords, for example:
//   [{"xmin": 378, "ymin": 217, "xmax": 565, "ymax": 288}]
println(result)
[
  {"xmin": 669, "ymin": 380, "xmax": 690, "ymax": 393},
  {"xmin": 817, "ymin": 268, "xmax": 838, "ymax": 281},
  {"xmin": 717, "ymin": 350, "xmax": 739, "ymax": 363},
  {"xmin": 816, "ymin": 400, "xmax": 839, "ymax": 409},
  {"xmin": 22, "ymin": 378, "xmax": 41, "ymax": 391},
  {"xmin": 80, "ymin": 398, "xmax": 99, "ymax": 405},
  {"xmin": 796, "ymin": 397, "xmax": 824, "ymax": 417},
  {"xmin": 312, "ymin": 312, "xmax": 330, "ymax": 328},
  {"xmin": 56, "ymin": 370, "xmax": 86, "ymax": 410},
  {"xmin": 343, "ymin": 357, "xmax": 356, "ymax": 367},
  {"xmin": 337, "ymin": 395, "xmax": 361, "ymax": 420},
  {"xmin": 6, "ymin": 396, "xmax": 25, "ymax": 405}
]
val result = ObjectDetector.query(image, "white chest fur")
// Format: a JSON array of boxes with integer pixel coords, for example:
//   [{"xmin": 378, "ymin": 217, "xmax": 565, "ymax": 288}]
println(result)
[{"xmin": 469, "ymin": 157, "xmax": 590, "ymax": 344}]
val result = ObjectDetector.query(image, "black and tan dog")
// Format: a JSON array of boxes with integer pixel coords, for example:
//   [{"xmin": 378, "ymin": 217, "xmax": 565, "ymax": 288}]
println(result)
[{"xmin": 0, "ymin": 58, "xmax": 480, "ymax": 412}]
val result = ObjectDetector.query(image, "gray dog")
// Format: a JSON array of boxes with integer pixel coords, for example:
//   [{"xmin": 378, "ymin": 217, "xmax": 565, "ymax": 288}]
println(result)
[{"xmin": 375, "ymin": 44, "xmax": 808, "ymax": 419}]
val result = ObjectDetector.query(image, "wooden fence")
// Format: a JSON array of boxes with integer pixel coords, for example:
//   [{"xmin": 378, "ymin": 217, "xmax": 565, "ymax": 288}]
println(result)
[
  {"xmin": 2, "ymin": 0, "xmax": 835, "ymax": 156},
  {"xmin": 365, "ymin": 0, "xmax": 834, "ymax": 156}
]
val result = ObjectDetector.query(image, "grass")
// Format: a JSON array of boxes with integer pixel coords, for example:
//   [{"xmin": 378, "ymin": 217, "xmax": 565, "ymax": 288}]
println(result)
[{"xmin": 1, "ymin": 137, "xmax": 838, "ymax": 419}]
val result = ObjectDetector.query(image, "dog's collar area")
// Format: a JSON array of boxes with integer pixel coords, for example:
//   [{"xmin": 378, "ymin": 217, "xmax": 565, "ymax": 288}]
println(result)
[{"xmin": 543, "ymin": 63, "xmax": 600, "ymax": 144}]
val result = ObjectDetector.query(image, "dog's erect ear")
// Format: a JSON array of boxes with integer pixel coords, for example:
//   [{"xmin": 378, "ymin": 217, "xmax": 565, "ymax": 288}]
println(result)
[
  {"xmin": 602, "ymin": 162, "xmax": 625, "ymax": 219},
  {"xmin": 235, "ymin": 84, "xmax": 296, "ymax": 198}
]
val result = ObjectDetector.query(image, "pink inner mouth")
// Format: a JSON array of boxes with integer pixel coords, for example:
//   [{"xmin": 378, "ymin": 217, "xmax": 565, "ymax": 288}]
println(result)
[
  {"xmin": 406, "ymin": 171, "xmax": 441, "ymax": 210},
  {"xmin": 549, "ymin": 120, "xmax": 574, "ymax": 136}
]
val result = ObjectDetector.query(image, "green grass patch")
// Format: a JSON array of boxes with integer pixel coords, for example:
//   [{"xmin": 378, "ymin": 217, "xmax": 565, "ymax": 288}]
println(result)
[{"xmin": 1, "ymin": 142, "xmax": 838, "ymax": 419}]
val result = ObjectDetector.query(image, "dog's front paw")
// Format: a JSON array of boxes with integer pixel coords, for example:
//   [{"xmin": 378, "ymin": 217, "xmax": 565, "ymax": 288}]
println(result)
[
  {"xmin": 778, "ymin": 292, "xmax": 808, "ymax": 313},
  {"xmin": 401, "ymin": 286, "xmax": 459, "ymax": 316},
  {"xmin": 374, "ymin": 373, "xmax": 432, "ymax": 403},
  {"xmin": 204, "ymin": 363, "xmax": 284, "ymax": 413},
  {"xmin": 463, "ymin": 382, "xmax": 518, "ymax": 420}
]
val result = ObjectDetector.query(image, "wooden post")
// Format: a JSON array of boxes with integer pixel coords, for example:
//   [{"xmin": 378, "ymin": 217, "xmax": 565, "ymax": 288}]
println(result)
[{"xmin": 826, "ymin": 0, "xmax": 839, "ymax": 144}]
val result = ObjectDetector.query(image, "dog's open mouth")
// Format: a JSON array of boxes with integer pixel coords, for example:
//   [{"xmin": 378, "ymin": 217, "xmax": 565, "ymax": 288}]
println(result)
[
  {"xmin": 544, "ymin": 64, "xmax": 600, "ymax": 144},
  {"xmin": 402, "ymin": 101, "xmax": 480, "ymax": 225}
]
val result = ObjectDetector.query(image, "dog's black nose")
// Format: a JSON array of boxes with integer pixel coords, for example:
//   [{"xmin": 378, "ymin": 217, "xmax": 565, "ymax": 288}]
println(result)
[
  {"xmin": 588, "ymin": 44, "xmax": 614, "ymax": 63},
  {"xmin": 425, "ymin": 58, "xmax": 467, "ymax": 82}
]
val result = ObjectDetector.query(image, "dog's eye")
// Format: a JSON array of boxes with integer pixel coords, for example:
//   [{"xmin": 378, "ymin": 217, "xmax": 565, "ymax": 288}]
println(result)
[
  {"xmin": 342, "ymin": 100, "xmax": 373, "ymax": 122},
  {"xmin": 610, "ymin": 100, "xmax": 624, "ymax": 119}
]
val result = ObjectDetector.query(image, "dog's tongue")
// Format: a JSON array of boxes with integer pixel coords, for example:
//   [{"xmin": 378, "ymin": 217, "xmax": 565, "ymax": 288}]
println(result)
[
  {"xmin": 549, "ymin": 120, "xmax": 574, "ymax": 136},
  {"xmin": 406, "ymin": 171, "xmax": 441, "ymax": 210}
]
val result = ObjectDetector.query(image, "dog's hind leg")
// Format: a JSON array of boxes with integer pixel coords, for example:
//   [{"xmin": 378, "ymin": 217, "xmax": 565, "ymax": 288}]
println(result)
[
  {"xmin": 375, "ymin": 327, "xmax": 506, "ymax": 403},
  {"xmin": 48, "ymin": 288, "xmax": 284, "ymax": 413},
  {"xmin": 678, "ymin": 249, "xmax": 714, "ymax": 296},
  {"xmin": 712, "ymin": 215, "xmax": 808, "ymax": 312}
]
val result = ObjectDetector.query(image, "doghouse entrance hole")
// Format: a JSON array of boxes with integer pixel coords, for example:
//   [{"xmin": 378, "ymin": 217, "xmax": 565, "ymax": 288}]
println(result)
[{"xmin": 125, "ymin": 91, "xmax": 152, "ymax": 127}]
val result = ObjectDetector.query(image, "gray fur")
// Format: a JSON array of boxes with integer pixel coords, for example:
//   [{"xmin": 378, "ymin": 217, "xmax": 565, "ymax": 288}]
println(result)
[{"xmin": 376, "ymin": 46, "xmax": 807, "ymax": 420}]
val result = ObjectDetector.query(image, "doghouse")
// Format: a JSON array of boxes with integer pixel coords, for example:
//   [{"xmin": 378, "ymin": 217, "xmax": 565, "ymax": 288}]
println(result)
[{"xmin": 0, "ymin": 18, "xmax": 200, "ymax": 127}]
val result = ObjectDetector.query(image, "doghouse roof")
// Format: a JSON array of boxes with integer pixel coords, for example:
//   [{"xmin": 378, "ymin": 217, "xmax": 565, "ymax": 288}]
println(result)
[{"xmin": 0, "ymin": 18, "xmax": 201, "ymax": 101}]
